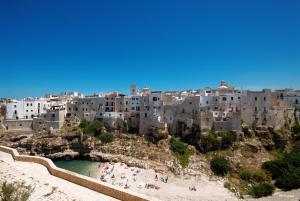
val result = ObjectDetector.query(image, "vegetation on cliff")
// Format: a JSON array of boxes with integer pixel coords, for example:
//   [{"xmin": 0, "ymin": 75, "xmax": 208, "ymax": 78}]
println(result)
[
  {"xmin": 98, "ymin": 132, "xmax": 114, "ymax": 143},
  {"xmin": 210, "ymin": 156, "xmax": 230, "ymax": 176},
  {"xmin": 170, "ymin": 137, "xmax": 192, "ymax": 168},
  {"xmin": 262, "ymin": 148, "xmax": 300, "ymax": 190},
  {"xmin": 79, "ymin": 119, "xmax": 104, "ymax": 136},
  {"xmin": 0, "ymin": 180, "xmax": 34, "ymax": 201}
]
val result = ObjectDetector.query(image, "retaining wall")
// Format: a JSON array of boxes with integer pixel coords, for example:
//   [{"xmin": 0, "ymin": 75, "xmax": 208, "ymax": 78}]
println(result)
[{"xmin": 0, "ymin": 146, "xmax": 154, "ymax": 201}]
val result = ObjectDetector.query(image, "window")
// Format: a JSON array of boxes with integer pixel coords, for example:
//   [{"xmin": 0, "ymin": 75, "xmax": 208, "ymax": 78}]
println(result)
[
  {"xmin": 189, "ymin": 102, "xmax": 192, "ymax": 104},
  {"xmin": 14, "ymin": 105, "xmax": 16, "ymax": 108},
  {"xmin": 25, "ymin": 116, "xmax": 28, "ymax": 119},
  {"xmin": 238, "ymin": 97, "xmax": 241, "ymax": 100},
  {"xmin": 27, "ymin": 103, "xmax": 29, "ymax": 106},
  {"xmin": 153, "ymin": 97, "xmax": 158, "ymax": 101},
  {"xmin": 255, "ymin": 97, "xmax": 257, "ymax": 101},
  {"xmin": 231, "ymin": 97, "xmax": 234, "ymax": 101},
  {"xmin": 222, "ymin": 97, "xmax": 227, "ymax": 101},
  {"xmin": 19, "ymin": 124, "xmax": 22, "ymax": 126},
  {"xmin": 31, "ymin": 115, "xmax": 34, "ymax": 118},
  {"xmin": 206, "ymin": 101, "xmax": 209, "ymax": 104},
  {"xmin": 264, "ymin": 97, "xmax": 266, "ymax": 101},
  {"xmin": 52, "ymin": 114, "xmax": 55, "ymax": 118},
  {"xmin": 30, "ymin": 103, "xmax": 32, "ymax": 106},
  {"xmin": 296, "ymin": 99, "xmax": 298, "ymax": 104},
  {"xmin": 145, "ymin": 113, "xmax": 147, "ymax": 118},
  {"xmin": 26, "ymin": 110, "xmax": 28, "ymax": 112},
  {"xmin": 14, "ymin": 110, "xmax": 17, "ymax": 114}
]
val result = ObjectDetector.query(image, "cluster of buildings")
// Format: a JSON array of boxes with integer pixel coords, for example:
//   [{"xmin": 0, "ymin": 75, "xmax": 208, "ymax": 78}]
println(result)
[{"xmin": 1, "ymin": 82, "xmax": 300, "ymax": 138}]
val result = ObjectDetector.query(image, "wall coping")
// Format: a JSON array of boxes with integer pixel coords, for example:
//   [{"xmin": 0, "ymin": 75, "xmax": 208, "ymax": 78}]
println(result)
[{"xmin": 0, "ymin": 146, "xmax": 157, "ymax": 201}]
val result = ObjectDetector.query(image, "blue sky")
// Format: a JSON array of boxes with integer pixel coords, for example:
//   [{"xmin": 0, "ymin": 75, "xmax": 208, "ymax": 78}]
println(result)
[{"xmin": 0, "ymin": 0, "xmax": 299, "ymax": 99}]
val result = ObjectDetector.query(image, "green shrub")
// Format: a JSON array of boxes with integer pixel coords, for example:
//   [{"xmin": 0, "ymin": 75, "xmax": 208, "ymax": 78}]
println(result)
[
  {"xmin": 275, "ymin": 167, "xmax": 300, "ymax": 190},
  {"xmin": 292, "ymin": 121, "xmax": 300, "ymax": 140},
  {"xmin": 210, "ymin": 156, "xmax": 230, "ymax": 176},
  {"xmin": 170, "ymin": 137, "xmax": 191, "ymax": 167},
  {"xmin": 170, "ymin": 137, "xmax": 187, "ymax": 155},
  {"xmin": 207, "ymin": 131, "xmax": 218, "ymax": 146},
  {"xmin": 239, "ymin": 169, "xmax": 268, "ymax": 183},
  {"xmin": 98, "ymin": 133, "xmax": 113, "ymax": 143},
  {"xmin": 250, "ymin": 182, "xmax": 275, "ymax": 198},
  {"xmin": 79, "ymin": 120, "xmax": 104, "ymax": 135},
  {"xmin": 174, "ymin": 152, "xmax": 190, "ymax": 168},
  {"xmin": 0, "ymin": 181, "xmax": 34, "ymax": 201},
  {"xmin": 221, "ymin": 131, "xmax": 237, "ymax": 149},
  {"xmin": 262, "ymin": 149, "xmax": 300, "ymax": 190}
]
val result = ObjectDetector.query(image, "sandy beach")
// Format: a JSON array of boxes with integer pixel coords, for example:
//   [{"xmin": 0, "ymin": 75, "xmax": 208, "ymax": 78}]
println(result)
[
  {"xmin": 0, "ymin": 151, "xmax": 118, "ymax": 201},
  {"xmin": 93, "ymin": 161, "xmax": 238, "ymax": 201}
]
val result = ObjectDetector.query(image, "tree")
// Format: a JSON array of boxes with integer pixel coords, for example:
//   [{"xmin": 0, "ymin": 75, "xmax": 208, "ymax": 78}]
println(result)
[
  {"xmin": 98, "ymin": 132, "xmax": 114, "ymax": 143},
  {"xmin": 250, "ymin": 182, "xmax": 275, "ymax": 198},
  {"xmin": 170, "ymin": 137, "xmax": 187, "ymax": 155},
  {"xmin": 210, "ymin": 156, "xmax": 230, "ymax": 176},
  {"xmin": 221, "ymin": 131, "xmax": 237, "ymax": 149},
  {"xmin": 262, "ymin": 149, "xmax": 300, "ymax": 190}
]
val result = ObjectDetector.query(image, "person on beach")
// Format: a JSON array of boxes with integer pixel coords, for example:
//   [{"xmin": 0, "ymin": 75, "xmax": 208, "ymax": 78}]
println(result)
[{"xmin": 155, "ymin": 174, "xmax": 158, "ymax": 181}]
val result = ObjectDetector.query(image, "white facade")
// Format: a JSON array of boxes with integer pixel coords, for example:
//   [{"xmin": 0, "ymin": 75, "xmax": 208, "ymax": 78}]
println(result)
[
  {"xmin": 199, "ymin": 87, "xmax": 214, "ymax": 108},
  {"xmin": 124, "ymin": 95, "xmax": 141, "ymax": 113},
  {"xmin": 6, "ymin": 99, "xmax": 49, "ymax": 120}
]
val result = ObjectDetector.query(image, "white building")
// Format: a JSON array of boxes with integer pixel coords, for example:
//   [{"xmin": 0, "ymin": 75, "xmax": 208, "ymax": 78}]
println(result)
[{"xmin": 6, "ymin": 98, "xmax": 49, "ymax": 120}]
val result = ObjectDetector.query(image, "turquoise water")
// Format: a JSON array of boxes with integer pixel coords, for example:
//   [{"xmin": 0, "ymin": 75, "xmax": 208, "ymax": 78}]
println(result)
[{"xmin": 53, "ymin": 160, "xmax": 100, "ymax": 177}]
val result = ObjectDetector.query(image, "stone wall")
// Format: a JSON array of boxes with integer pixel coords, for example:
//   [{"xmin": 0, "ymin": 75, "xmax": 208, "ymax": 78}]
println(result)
[
  {"xmin": 5, "ymin": 119, "xmax": 33, "ymax": 131},
  {"xmin": 0, "ymin": 146, "xmax": 155, "ymax": 201}
]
